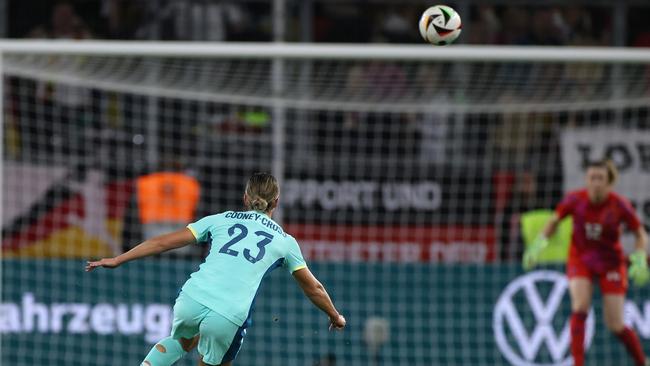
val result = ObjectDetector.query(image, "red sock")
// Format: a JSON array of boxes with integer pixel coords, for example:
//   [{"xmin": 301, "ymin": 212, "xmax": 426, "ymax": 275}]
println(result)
[
  {"xmin": 571, "ymin": 312, "xmax": 587, "ymax": 366},
  {"xmin": 617, "ymin": 327, "xmax": 646, "ymax": 366}
]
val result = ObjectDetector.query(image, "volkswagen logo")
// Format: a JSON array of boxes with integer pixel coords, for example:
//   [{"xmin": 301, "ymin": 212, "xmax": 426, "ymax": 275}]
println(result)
[{"xmin": 493, "ymin": 270, "xmax": 595, "ymax": 366}]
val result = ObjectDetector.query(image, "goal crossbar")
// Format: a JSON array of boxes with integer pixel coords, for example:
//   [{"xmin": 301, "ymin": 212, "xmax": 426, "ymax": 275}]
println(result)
[{"xmin": 1, "ymin": 40, "xmax": 650, "ymax": 63}]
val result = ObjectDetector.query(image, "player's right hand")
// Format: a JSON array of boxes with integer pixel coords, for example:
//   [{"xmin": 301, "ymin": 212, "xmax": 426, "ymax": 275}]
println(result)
[
  {"xmin": 329, "ymin": 314, "xmax": 346, "ymax": 331},
  {"xmin": 522, "ymin": 236, "xmax": 549, "ymax": 271},
  {"xmin": 85, "ymin": 257, "xmax": 120, "ymax": 272}
]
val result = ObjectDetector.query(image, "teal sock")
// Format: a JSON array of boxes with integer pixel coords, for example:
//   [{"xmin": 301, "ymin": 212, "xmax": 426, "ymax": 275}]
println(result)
[{"xmin": 141, "ymin": 337, "xmax": 187, "ymax": 366}]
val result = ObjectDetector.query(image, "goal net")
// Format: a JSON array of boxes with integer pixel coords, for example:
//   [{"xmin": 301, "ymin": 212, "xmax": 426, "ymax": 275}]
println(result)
[{"xmin": 2, "ymin": 41, "xmax": 650, "ymax": 366}]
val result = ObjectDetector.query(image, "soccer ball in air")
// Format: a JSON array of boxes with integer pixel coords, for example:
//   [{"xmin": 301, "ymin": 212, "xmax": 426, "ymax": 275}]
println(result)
[{"xmin": 419, "ymin": 5, "xmax": 462, "ymax": 46}]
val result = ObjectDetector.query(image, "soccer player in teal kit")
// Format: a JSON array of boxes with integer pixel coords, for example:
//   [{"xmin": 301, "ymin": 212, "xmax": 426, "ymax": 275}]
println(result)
[{"xmin": 86, "ymin": 173, "xmax": 346, "ymax": 366}]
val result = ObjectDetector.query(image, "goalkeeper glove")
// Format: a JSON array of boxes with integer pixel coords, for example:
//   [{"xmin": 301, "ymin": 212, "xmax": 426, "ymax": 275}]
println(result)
[
  {"xmin": 629, "ymin": 250, "xmax": 650, "ymax": 287},
  {"xmin": 522, "ymin": 235, "xmax": 549, "ymax": 271}
]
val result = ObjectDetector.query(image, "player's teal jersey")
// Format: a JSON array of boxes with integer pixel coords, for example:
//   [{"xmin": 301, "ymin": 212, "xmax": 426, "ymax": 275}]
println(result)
[{"xmin": 181, "ymin": 211, "xmax": 307, "ymax": 326}]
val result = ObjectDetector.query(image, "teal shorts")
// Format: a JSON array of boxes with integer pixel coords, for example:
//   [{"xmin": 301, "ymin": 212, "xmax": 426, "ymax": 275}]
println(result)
[{"xmin": 171, "ymin": 291, "xmax": 246, "ymax": 365}]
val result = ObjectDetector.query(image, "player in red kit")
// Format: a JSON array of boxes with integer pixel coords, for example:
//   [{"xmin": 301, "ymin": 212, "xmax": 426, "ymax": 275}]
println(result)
[{"xmin": 523, "ymin": 160, "xmax": 649, "ymax": 366}]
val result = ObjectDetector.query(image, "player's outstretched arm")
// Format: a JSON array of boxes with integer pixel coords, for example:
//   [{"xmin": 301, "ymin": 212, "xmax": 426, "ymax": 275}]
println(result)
[
  {"xmin": 85, "ymin": 228, "xmax": 196, "ymax": 271},
  {"xmin": 541, "ymin": 213, "xmax": 561, "ymax": 239},
  {"xmin": 292, "ymin": 267, "xmax": 346, "ymax": 331},
  {"xmin": 633, "ymin": 225, "xmax": 648, "ymax": 253}
]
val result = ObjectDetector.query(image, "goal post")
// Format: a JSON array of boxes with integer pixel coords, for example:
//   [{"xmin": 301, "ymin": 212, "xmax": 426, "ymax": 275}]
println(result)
[{"xmin": 1, "ymin": 40, "xmax": 650, "ymax": 366}]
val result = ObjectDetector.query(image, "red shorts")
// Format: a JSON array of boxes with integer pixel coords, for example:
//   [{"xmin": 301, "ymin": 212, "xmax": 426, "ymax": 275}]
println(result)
[{"xmin": 566, "ymin": 255, "xmax": 628, "ymax": 294}]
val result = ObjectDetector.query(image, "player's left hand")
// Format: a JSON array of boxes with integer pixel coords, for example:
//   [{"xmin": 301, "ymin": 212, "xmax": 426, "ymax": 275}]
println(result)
[
  {"xmin": 629, "ymin": 250, "xmax": 650, "ymax": 287},
  {"xmin": 85, "ymin": 258, "xmax": 120, "ymax": 272}
]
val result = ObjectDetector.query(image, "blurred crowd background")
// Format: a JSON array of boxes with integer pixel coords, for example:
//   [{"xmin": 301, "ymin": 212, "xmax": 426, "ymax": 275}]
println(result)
[{"xmin": 5, "ymin": 0, "xmax": 650, "ymax": 46}]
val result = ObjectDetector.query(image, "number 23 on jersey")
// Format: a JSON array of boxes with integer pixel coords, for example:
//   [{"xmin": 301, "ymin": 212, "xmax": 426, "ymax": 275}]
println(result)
[{"xmin": 218, "ymin": 223, "xmax": 274, "ymax": 264}]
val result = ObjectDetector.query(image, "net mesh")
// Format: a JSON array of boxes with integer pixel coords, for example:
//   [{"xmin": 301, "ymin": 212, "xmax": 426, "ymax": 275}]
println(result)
[{"xmin": 2, "ymin": 46, "xmax": 650, "ymax": 366}]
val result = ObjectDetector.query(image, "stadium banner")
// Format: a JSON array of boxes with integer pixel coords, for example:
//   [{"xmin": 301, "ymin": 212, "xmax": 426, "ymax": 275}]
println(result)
[
  {"xmin": 285, "ymin": 224, "xmax": 496, "ymax": 263},
  {"xmin": 281, "ymin": 171, "xmax": 493, "ymax": 226},
  {"xmin": 561, "ymin": 128, "xmax": 650, "ymax": 227},
  {"xmin": 1, "ymin": 164, "xmax": 132, "ymax": 258},
  {"xmin": 283, "ymin": 180, "xmax": 444, "ymax": 212},
  {"xmin": 2, "ymin": 260, "xmax": 650, "ymax": 366}
]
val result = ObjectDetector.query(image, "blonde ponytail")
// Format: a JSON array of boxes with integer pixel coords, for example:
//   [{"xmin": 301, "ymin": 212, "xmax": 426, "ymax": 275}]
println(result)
[
  {"xmin": 251, "ymin": 197, "xmax": 269, "ymax": 212},
  {"xmin": 245, "ymin": 173, "xmax": 279, "ymax": 212},
  {"xmin": 604, "ymin": 160, "xmax": 618, "ymax": 185}
]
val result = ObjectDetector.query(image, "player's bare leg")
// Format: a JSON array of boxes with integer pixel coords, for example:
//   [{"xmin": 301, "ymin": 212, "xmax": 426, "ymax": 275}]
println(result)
[
  {"xmin": 604, "ymin": 294, "xmax": 646, "ymax": 366},
  {"xmin": 603, "ymin": 294, "xmax": 625, "ymax": 332},
  {"xmin": 568, "ymin": 278, "xmax": 592, "ymax": 366},
  {"xmin": 569, "ymin": 278, "xmax": 592, "ymax": 313}
]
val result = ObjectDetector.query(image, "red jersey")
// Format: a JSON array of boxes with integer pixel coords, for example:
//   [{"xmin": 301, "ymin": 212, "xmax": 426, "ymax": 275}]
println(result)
[{"xmin": 556, "ymin": 189, "xmax": 641, "ymax": 273}]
